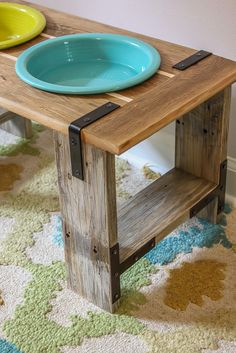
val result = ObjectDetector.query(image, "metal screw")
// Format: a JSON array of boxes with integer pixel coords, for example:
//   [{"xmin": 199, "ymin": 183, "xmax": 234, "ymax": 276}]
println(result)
[
  {"xmin": 107, "ymin": 102, "xmax": 112, "ymax": 107},
  {"xmin": 114, "ymin": 293, "xmax": 119, "ymax": 300},
  {"xmin": 196, "ymin": 52, "xmax": 202, "ymax": 56},
  {"xmin": 180, "ymin": 63, "xmax": 185, "ymax": 68},
  {"xmin": 115, "ymin": 272, "xmax": 119, "ymax": 278},
  {"xmin": 75, "ymin": 170, "xmax": 80, "ymax": 176},
  {"xmin": 134, "ymin": 256, "xmax": 139, "ymax": 262},
  {"xmin": 83, "ymin": 117, "xmax": 91, "ymax": 123},
  {"xmin": 71, "ymin": 138, "xmax": 77, "ymax": 146},
  {"xmin": 112, "ymin": 249, "xmax": 117, "ymax": 256}
]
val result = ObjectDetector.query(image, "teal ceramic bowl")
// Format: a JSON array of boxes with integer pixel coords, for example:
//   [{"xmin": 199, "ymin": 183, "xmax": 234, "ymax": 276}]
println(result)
[{"xmin": 15, "ymin": 33, "xmax": 161, "ymax": 94}]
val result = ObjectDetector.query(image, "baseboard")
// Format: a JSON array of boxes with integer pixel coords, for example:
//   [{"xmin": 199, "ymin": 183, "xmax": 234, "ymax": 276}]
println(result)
[
  {"xmin": 228, "ymin": 156, "xmax": 236, "ymax": 173},
  {"xmin": 120, "ymin": 152, "xmax": 236, "ymax": 208},
  {"xmin": 226, "ymin": 157, "xmax": 236, "ymax": 207},
  {"xmin": 226, "ymin": 193, "xmax": 236, "ymax": 208}
]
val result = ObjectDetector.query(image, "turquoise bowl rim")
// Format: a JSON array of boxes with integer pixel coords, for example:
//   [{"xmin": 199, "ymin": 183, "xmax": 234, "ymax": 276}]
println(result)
[{"xmin": 15, "ymin": 33, "xmax": 161, "ymax": 95}]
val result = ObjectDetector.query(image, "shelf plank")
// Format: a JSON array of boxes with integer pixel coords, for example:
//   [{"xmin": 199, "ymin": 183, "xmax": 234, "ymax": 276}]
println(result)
[{"xmin": 118, "ymin": 168, "xmax": 217, "ymax": 263}]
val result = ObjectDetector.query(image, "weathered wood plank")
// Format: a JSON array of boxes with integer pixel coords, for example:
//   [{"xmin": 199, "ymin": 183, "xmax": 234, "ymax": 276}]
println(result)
[
  {"xmin": 0, "ymin": 111, "xmax": 32, "ymax": 138},
  {"xmin": 0, "ymin": 2, "xmax": 235, "ymax": 156},
  {"xmin": 175, "ymin": 87, "xmax": 231, "ymax": 221},
  {"xmin": 0, "ymin": 37, "xmax": 172, "ymax": 103},
  {"xmin": 175, "ymin": 87, "xmax": 231, "ymax": 183},
  {"xmin": 0, "ymin": 46, "xmax": 174, "ymax": 102},
  {"xmin": 118, "ymin": 168, "xmax": 217, "ymax": 263},
  {"xmin": 0, "ymin": 57, "xmax": 126, "ymax": 134},
  {"xmin": 84, "ymin": 59, "xmax": 236, "ymax": 154},
  {"xmin": 0, "ymin": 54, "xmax": 235, "ymax": 155},
  {"xmin": 54, "ymin": 132, "xmax": 119, "ymax": 312}
]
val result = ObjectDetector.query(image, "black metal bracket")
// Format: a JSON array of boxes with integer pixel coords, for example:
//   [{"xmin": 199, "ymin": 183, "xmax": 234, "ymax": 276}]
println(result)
[
  {"xmin": 217, "ymin": 159, "xmax": 227, "ymax": 214},
  {"xmin": 110, "ymin": 158, "xmax": 227, "ymax": 303},
  {"xmin": 190, "ymin": 159, "xmax": 227, "ymax": 217},
  {"xmin": 173, "ymin": 50, "xmax": 212, "ymax": 71},
  {"xmin": 110, "ymin": 238, "xmax": 156, "ymax": 303},
  {"xmin": 110, "ymin": 161, "xmax": 227, "ymax": 304},
  {"xmin": 110, "ymin": 243, "xmax": 121, "ymax": 303},
  {"xmin": 120, "ymin": 238, "xmax": 156, "ymax": 274},
  {"xmin": 69, "ymin": 102, "xmax": 120, "ymax": 180},
  {"xmin": 190, "ymin": 193, "xmax": 216, "ymax": 218}
]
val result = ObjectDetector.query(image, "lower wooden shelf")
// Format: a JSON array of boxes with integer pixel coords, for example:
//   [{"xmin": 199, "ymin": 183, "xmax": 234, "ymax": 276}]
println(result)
[{"xmin": 118, "ymin": 168, "xmax": 217, "ymax": 263}]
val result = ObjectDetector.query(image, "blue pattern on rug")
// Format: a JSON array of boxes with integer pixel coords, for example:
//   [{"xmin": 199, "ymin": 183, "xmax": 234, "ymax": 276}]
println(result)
[
  {"xmin": 0, "ymin": 339, "xmax": 24, "ymax": 353},
  {"xmin": 52, "ymin": 215, "xmax": 63, "ymax": 247},
  {"xmin": 52, "ymin": 211, "xmax": 232, "ymax": 265},
  {"xmin": 145, "ymin": 218, "xmax": 232, "ymax": 265}
]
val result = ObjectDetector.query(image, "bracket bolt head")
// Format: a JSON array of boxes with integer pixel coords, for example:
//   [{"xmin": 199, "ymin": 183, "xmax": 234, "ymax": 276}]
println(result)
[{"xmin": 71, "ymin": 138, "xmax": 77, "ymax": 146}]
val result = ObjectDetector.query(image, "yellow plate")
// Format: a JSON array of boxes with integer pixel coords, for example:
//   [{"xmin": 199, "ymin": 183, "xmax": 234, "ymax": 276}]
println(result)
[{"xmin": 0, "ymin": 2, "xmax": 46, "ymax": 50}]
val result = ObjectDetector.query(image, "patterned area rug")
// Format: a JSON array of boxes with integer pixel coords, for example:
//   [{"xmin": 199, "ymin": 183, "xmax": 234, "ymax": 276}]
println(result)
[{"xmin": 0, "ymin": 125, "xmax": 236, "ymax": 353}]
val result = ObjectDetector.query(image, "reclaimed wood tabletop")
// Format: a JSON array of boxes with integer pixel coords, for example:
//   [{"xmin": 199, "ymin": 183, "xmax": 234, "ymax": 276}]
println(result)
[{"xmin": 1, "ymin": 0, "xmax": 235, "ymax": 155}]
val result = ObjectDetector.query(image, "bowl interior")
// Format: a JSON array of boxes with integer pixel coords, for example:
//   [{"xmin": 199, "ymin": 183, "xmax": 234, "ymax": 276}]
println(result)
[
  {"xmin": 0, "ymin": 6, "xmax": 37, "ymax": 41},
  {"xmin": 26, "ymin": 37, "xmax": 155, "ymax": 87}
]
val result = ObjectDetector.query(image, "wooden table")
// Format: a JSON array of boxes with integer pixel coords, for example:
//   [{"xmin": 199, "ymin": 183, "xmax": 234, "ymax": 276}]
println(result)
[{"xmin": 1, "ymin": 0, "xmax": 236, "ymax": 312}]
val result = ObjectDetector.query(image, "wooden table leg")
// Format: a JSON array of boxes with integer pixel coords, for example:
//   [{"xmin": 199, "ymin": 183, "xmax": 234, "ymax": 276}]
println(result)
[
  {"xmin": 175, "ymin": 86, "xmax": 231, "ymax": 223},
  {"xmin": 0, "ymin": 110, "xmax": 32, "ymax": 138},
  {"xmin": 54, "ymin": 132, "xmax": 120, "ymax": 312}
]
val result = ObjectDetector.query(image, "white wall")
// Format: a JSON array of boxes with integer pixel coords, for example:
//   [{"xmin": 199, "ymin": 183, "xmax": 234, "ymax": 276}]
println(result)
[{"xmin": 32, "ymin": 0, "xmax": 236, "ymax": 158}]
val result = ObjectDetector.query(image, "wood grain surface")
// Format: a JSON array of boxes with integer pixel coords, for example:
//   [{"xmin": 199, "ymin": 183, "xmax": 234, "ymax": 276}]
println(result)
[
  {"xmin": 0, "ymin": 0, "xmax": 235, "ymax": 155},
  {"xmin": 175, "ymin": 87, "xmax": 231, "ymax": 184},
  {"xmin": 118, "ymin": 168, "xmax": 217, "ymax": 262},
  {"xmin": 175, "ymin": 87, "xmax": 231, "ymax": 221},
  {"xmin": 84, "ymin": 57, "xmax": 236, "ymax": 154},
  {"xmin": 54, "ymin": 132, "xmax": 119, "ymax": 312}
]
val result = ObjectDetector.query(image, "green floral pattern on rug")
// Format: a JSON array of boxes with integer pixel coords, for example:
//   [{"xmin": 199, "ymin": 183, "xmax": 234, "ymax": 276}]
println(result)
[
  {"xmin": 3, "ymin": 262, "xmax": 144, "ymax": 353},
  {"xmin": 0, "ymin": 125, "xmax": 236, "ymax": 353},
  {"xmin": 0, "ymin": 123, "xmax": 45, "ymax": 157},
  {"xmin": 143, "ymin": 309, "xmax": 236, "ymax": 353}
]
